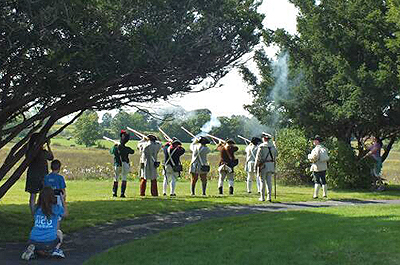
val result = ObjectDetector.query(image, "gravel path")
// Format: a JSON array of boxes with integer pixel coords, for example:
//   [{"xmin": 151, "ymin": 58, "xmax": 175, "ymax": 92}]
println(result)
[{"xmin": 2, "ymin": 199, "xmax": 400, "ymax": 265}]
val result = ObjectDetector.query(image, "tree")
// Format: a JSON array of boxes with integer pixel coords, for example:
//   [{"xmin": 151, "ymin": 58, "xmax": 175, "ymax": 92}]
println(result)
[
  {"xmin": 388, "ymin": 0, "xmax": 400, "ymax": 80},
  {"xmin": 73, "ymin": 111, "xmax": 102, "ymax": 147},
  {"xmin": 243, "ymin": 0, "xmax": 400, "ymax": 161},
  {"xmin": 0, "ymin": 0, "xmax": 264, "ymax": 198},
  {"xmin": 101, "ymin": 113, "xmax": 113, "ymax": 128}
]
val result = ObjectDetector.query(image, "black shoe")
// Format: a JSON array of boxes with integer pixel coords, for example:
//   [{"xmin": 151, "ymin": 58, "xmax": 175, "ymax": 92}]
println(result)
[
  {"xmin": 120, "ymin": 194, "xmax": 126, "ymax": 198},
  {"xmin": 170, "ymin": 194, "xmax": 176, "ymax": 197},
  {"xmin": 229, "ymin": 187, "xmax": 234, "ymax": 195},
  {"xmin": 218, "ymin": 187, "xmax": 223, "ymax": 195},
  {"xmin": 113, "ymin": 193, "xmax": 117, "ymax": 197},
  {"xmin": 313, "ymin": 196, "xmax": 318, "ymax": 199},
  {"xmin": 163, "ymin": 193, "xmax": 167, "ymax": 196},
  {"xmin": 267, "ymin": 199, "xmax": 272, "ymax": 202},
  {"xmin": 248, "ymin": 191, "xmax": 252, "ymax": 194}
]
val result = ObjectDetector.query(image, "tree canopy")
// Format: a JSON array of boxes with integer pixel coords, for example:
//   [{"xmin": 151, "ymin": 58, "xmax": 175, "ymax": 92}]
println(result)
[
  {"xmin": 0, "ymin": 0, "xmax": 264, "ymax": 198},
  {"xmin": 243, "ymin": 0, "xmax": 400, "ymax": 159}
]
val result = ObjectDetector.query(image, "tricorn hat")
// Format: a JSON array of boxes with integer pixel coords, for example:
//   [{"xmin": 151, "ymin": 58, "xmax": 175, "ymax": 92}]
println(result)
[
  {"xmin": 312, "ymin": 135, "xmax": 323, "ymax": 142},
  {"xmin": 172, "ymin": 139, "xmax": 182, "ymax": 145},
  {"xmin": 226, "ymin": 138, "xmax": 235, "ymax": 144},
  {"xmin": 199, "ymin": 136, "xmax": 210, "ymax": 145},
  {"xmin": 147, "ymin": 134, "xmax": 157, "ymax": 141},
  {"xmin": 251, "ymin": 137, "xmax": 262, "ymax": 145},
  {"xmin": 262, "ymin": 132, "xmax": 273, "ymax": 139}
]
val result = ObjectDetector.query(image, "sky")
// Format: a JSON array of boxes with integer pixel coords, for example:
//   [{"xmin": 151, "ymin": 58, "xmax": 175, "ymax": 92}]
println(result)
[{"xmin": 143, "ymin": 0, "xmax": 299, "ymax": 118}]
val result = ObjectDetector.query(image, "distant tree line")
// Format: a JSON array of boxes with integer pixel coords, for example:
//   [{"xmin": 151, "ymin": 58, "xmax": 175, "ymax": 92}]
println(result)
[{"xmin": 71, "ymin": 108, "xmax": 269, "ymax": 146}]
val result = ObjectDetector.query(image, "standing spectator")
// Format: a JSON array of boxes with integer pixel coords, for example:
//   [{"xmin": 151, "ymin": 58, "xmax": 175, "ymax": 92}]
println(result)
[
  {"xmin": 217, "ymin": 139, "xmax": 239, "ymax": 195},
  {"xmin": 255, "ymin": 133, "xmax": 278, "ymax": 202},
  {"xmin": 44, "ymin": 160, "xmax": 66, "ymax": 207},
  {"xmin": 245, "ymin": 137, "xmax": 262, "ymax": 194},
  {"xmin": 110, "ymin": 130, "xmax": 134, "ymax": 197},
  {"xmin": 26, "ymin": 133, "xmax": 54, "ymax": 215},
  {"xmin": 363, "ymin": 136, "xmax": 383, "ymax": 177},
  {"xmin": 308, "ymin": 135, "xmax": 329, "ymax": 199},
  {"xmin": 189, "ymin": 137, "xmax": 211, "ymax": 196}
]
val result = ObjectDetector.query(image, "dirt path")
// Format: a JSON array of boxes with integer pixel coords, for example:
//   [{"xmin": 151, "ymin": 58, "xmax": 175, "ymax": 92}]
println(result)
[{"xmin": 2, "ymin": 199, "xmax": 400, "ymax": 265}]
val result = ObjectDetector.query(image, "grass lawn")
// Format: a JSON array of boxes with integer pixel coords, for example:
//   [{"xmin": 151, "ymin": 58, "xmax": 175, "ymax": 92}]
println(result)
[
  {"xmin": 1, "ymin": 179, "xmax": 400, "ymax": 242},
  {"xmin": 84, "ymin": 204, "xmax": 400, "ymax": 265}
]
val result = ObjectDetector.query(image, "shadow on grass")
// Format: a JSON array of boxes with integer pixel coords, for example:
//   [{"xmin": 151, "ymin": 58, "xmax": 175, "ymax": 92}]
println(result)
[
  {"xmin": 0, "ymin": 198, "xmax": 219, "ymax": 243},
  {"xmin": 84, "ymin": 206, "xmax": 400, "ymax": 265}
]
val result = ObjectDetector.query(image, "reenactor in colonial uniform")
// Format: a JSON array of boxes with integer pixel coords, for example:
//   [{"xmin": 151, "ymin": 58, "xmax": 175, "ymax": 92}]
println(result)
[
  {"xmin": 162, "ymin": 139, "xmax": 185, "ymax": 196},
  {"xmin": 308, "ymin": 135, "xmax": 329, "ymax": 198},
  {"xmin": 217, "ymin": 139, "xmax": 239, "ymax": 195},
  {"xmin": 110, "ymin": 130, "xmax": 135, "ymax": 198},
  {"xmin": 255, "ymin": 133, "xmax": 278, "ymax": 202},
  {"xmin": 245, "ymin": 137, "xmax": 262, "ymax": 194},
  {"xmin": 138, "ymin": 134, "xmax": 162, "ymax": 196},
  {"xmin": 189, "ymin": 136, "xmax": 211, "ymax": 196}
]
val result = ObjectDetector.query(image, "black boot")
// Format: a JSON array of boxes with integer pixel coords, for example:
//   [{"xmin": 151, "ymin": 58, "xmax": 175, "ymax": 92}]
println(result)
[
  {"xmin": 229, "ymin": 186, "xmax": 234, "ymax": 195},
  {"xmin": 121, "ymin": 181, "xmax": 127, "ymax": 198},
  {"xmin": 112, "ymin": 181, "xmax": 118, "ymax": 197},
  {"xmin": 202, "ymin": 182, "xmax": 207, "ymax": 196},
  {"xmin": 218, "ymin": 186, "xmax": 223, "ymax": 195}
]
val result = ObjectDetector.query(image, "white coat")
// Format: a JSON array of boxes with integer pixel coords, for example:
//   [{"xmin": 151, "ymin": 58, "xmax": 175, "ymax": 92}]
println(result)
[
  {"xmin": 138, "ymin": 139, "xmax": 162, "ymax": 180},
  {"xmin": 255, "ymin": 141, "xmax": 278, "ymax": 175},
  {"xmin": 308, "ymin": 144, "xmax": 328, "ymax": 172},
  {"xmin": 189, "ymin": 140, "xmax": 210, "ymax": 174},
  {"xmin": 245, "ymin": 143, "xmax": 259, "ymax": 173}
]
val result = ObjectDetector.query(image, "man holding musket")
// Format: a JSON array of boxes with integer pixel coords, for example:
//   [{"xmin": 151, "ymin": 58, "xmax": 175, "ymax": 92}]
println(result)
[
  {"xmin": 255, "ymin": 133, "xmax": 278, "ymax": 202},
  {"xmin": 189, "ymin": 136, "xmax": 211, "ymax": 196},
  {"xmin": 162, "ymin": 138, "xmax": 185, "ymax": 196},
  {"xmin": 217, "ymin": 139, "xmax": 239, "ymax": 195},
  {"xmin": 245, "ymin": 137, "xmax": 262, "ymax": 194},
  {"xmin": 308, "ymin": 135, "xmax": 329, "ymax": 199},
  {"xmin": 138, "ymin": 134, "xmax": 162, "ymax": 196},
  {"xmin": 110, "ymin": 130, "xmax": 134, "ymax": 198}
]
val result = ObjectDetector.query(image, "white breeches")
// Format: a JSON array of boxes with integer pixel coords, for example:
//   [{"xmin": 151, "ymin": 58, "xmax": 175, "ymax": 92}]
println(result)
[
  {"xmin": 163, "ymin": 166, "xmax": 179, "ymax": 194},
  {"xmin": 246, "ymin": 171, "xmax": 260, "ymax": 192},
  {"xmin": 114, "ymin": 162, "xmax": 130, "ymax": 181},
  {"xmin": 259, "ymin": 173, "xmax": 273, "ymax": 200},
  {"xmin": 218, "ymin": 170, "xmax": 234, "ymax": 188}
]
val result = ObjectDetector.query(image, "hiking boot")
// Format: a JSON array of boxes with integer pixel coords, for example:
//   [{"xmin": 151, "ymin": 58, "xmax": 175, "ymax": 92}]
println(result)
[
  {"xmin": 52, "ymin": 248, "xmax": 65, "ymax": 258},
  {"xmin": 21, "ymin": 244, "xmax": 35, "ymax": 260}
]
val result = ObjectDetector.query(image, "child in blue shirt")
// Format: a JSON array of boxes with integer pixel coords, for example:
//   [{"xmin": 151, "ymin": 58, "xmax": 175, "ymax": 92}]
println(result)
[
  {"xmin": 21, "ymin": 186, "xmax": 68, "ymax": 260},
  {"xmin": 44, "ymin": 159, "xmax": 66, "ymax": 206}
]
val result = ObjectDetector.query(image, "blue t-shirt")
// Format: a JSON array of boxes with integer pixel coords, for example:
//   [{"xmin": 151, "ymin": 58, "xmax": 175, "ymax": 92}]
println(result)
[
  {"xmin": 29, "ymin": 204, "xmax": 64, "ymax": 242},
  {"xmin": 44, "ymin": 172, "xmax": 66, "ymax": 191}
]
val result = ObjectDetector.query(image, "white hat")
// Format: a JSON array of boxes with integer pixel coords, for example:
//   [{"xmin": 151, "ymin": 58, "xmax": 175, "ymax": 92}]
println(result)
[{"xmin": 262, "ymin": 132, "xmax": 273, "ymax": 139}]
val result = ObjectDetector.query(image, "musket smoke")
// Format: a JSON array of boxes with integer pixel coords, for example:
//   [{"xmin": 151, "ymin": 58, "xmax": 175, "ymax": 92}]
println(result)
[{"xmin": 196, "ymin": 114, "xmax": 221, "ymax": 137}]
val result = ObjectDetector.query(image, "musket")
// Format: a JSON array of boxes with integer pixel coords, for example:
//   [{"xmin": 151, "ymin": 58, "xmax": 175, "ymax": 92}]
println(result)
[
  {"xmin": 180, "ymin": 126, "xmax": 198, "ymax": 140},
  {"xmin": 103, "ymin": 136, "xmax": 120, "ymax": 145},
  {"xmin": 127, "ymin": 127, "xmax": 146, "ymax": 140},
  {"xmin": 205, "ymin": 133, "xmax": 225, "ymax": 144},
  {"xmin": 237, "ymin": 135, "xmax": 251, "ymax": 145},
  {"xmin": 158, "ymin": 127, "xmax": 172, "ymax": 142}
]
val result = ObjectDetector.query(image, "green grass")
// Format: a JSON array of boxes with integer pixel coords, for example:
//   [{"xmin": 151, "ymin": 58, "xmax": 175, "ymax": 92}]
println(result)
[
  {"xmin": 84, "ymin": 204, "xmax": 400, "ymax": 265},
  {"xmin": 1, "ymin": 180, "xmax": 400, "ymax": 242}
]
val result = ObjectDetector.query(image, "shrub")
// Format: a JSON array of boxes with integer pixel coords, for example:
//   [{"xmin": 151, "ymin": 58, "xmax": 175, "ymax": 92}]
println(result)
[
  {"xmin": 275, "ymin": 128, "xmax": 311, "ymax": 185},
  {"xmin": 325, "ymin": 139, "xmax": 372, "ymax": 189}
]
